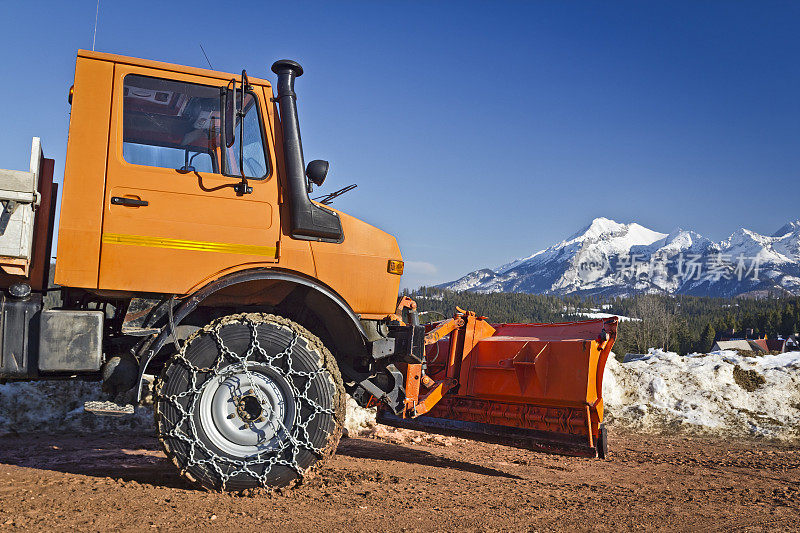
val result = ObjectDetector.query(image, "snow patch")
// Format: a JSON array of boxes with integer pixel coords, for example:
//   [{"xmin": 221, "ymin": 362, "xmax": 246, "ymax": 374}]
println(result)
[
  {"xmin": 0, "ymin": 381, "xmax": 152, "ymax": 435},
  {"xmin": 344, "ymin": 395, "xmax": 377, "ymax": 435},
  {"xmin": 0, "ymin": 382, "xmax": 381, "ymax": 438},
  {"xmin": 603, "ymin": 349, "xmax": 800, "ymax": 439},
  {"xmin": 573, "ymin": 311, "xmax": 639, "ymax": 322}
]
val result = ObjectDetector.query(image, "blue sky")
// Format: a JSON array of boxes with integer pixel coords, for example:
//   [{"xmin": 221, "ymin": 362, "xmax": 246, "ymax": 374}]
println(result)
[{"xmin": 1, "ymin": 1, "xmax": 798, "ymax": 289}]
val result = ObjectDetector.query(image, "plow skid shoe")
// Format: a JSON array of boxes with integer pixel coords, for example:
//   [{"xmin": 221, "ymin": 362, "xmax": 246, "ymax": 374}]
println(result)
[
  {"xmin": 389, "ymin": 316, "xmax": 617, "ymax": 458},
  {"xmin": 377, "ymin": 408, "xmax": 604, "ymax": 457}
]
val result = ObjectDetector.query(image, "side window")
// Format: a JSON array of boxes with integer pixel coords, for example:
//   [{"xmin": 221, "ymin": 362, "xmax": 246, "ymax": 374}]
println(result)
[
  {"xmin": 122, "ymin": 75, "xmax": 270, "ymax": 179},
  {"xmin": 123, "ymin": 75, "xmax": 221, "ymax": 173},
  {"xmin": 223, "ymin": 91, "xmax": 269, "ymax": 179}
]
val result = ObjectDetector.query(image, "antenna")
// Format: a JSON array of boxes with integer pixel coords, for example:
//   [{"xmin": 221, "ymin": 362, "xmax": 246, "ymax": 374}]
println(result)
[
  {"xmin": 92, "ymin": 0, "xmax": 100, "ymax": 51},
  {"xmin": 199, "ymin": 43, "xmax": 214, "ymax": 70}
]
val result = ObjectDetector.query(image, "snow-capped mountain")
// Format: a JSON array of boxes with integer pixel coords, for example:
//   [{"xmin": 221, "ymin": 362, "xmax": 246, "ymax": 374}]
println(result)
[{"xmin": 439, "ymin": 217, "xmax": 800, "ymax": 297}]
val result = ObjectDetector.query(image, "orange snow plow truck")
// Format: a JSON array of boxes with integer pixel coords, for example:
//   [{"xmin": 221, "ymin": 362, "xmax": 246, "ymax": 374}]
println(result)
[{"xmin": 0, "ymin": 51, "xmax": 617, "ymax": 491}]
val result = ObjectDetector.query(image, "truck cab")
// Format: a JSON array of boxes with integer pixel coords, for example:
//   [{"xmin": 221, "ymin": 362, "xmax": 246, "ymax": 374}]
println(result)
[{"xmin": 58, "ymin": 51, "xmax": 402, "ymax": 316}]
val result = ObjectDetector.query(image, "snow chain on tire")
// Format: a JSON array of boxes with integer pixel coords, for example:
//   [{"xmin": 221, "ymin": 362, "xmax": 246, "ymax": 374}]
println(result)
[{"xmin": 154, "ymin": 313, "xmax": 345, "ymax": 491}]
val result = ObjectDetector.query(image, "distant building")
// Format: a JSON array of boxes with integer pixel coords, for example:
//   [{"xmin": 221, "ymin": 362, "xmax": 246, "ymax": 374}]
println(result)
[
  {"xmin": 786, "ymin": 335, "xmax": 800, "ymax": 351},
  {"xmin": 748, "ymin": 339, "xmax": 769, "ymax": 352},
  {"xmin": 713, "ymin": 338, "xmax": 795, "ymax": 353},
  {"xmin": 712, "ymin": 340, "xmax": 764, "ymax": 353},
  {"xmin": 713, "ymin": 328, "xmax": 790, "ymax": 353},
  {"xmin": 766, "ymin": 339, "xmax": 787, "ymax": 352}
]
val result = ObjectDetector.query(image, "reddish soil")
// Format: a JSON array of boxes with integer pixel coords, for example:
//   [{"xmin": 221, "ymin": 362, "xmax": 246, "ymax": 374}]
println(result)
[{"xmin": 0, "ymin": 429, "xmax": 798, "ymax": 531}]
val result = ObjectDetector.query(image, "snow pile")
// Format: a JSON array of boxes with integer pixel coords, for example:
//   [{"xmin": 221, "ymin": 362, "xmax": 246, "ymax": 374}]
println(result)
[
  {"xmin": 343, "ymin": 395, "xmax": 454, "ymax": 446},
  {"xmin": 603, "ymin": 350, "xmax": 800, "ymax": 439},
  {"xmin": 0, "ymin": 382, "xmax": 376, "ymax": 437},
  {"xmin": 344, "ymin": 395, "xmax": 377, "ymax": 436},
  {"xmin": 0, "ymin": 381, "xmax": 152, "ymax": 436}
]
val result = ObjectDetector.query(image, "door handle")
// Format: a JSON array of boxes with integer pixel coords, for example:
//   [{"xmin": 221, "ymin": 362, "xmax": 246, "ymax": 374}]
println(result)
[{"xmin": 111, "ymin": 196, "xmax": 148, "ymax": 207}]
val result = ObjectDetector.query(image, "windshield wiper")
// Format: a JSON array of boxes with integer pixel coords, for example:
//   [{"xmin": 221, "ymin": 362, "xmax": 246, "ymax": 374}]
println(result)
[{"xmin": 313, "ymin": 184, "xmax": 357, "ymax": 205}]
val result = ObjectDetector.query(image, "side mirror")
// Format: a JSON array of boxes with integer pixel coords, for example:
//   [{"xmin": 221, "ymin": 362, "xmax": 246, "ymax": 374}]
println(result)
[
  {"xmin": 305, "ymin": 160, "xmax": 329, "ymax": 187},
  {"xmin": 224, "ymin": 86, "xmax": 235, "ymax": 148}
]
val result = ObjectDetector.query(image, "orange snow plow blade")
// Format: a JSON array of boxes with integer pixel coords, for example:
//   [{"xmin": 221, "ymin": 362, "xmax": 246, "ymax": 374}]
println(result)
[{"xmin": 377, "ymin": 310, "xmax": 618, "ymax": 458}]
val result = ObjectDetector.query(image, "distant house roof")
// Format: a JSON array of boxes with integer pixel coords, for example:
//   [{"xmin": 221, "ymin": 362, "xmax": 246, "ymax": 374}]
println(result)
[
  {"xmin": 748, "ymin": 339, "xmax": 769, "ymax": 352},
  {"xmin": 712, "ymin": 340, "xmax": 759, "ymax": 352},
  {"xmin": 766, "ymin": 339, "xmax": 786, "ymax": 352}
]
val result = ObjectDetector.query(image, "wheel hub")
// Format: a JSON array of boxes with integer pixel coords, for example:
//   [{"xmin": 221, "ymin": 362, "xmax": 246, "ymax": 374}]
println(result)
[
  {"xmin": 197, "ymin": 367, "xmax": 296, "ymax": 456},
  {"xmin": 236, "ymin": 393, "xmax": 265, "ymax": 423}
]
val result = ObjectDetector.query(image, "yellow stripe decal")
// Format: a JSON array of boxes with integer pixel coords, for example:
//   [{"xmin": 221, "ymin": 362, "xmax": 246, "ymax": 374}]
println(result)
[{"xmin": 102, "ymin": 233, "xmax": 277, "ymax": 257}]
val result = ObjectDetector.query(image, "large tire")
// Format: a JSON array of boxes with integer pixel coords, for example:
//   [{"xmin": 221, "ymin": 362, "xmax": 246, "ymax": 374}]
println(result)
[{"xmin": 154, "ymin": 313, "xmax": 345, "ymax": 491}]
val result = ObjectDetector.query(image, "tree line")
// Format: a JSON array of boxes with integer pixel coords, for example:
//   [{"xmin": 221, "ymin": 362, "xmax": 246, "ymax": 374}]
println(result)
[{"xmin": 408, "ymin": 287, "xmax": 800, "ymax": 356}]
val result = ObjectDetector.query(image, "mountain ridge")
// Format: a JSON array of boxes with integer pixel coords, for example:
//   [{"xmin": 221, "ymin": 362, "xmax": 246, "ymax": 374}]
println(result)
[{"xmin": 439, "ymin": 218, "xmax": 800, "ymax": 297}]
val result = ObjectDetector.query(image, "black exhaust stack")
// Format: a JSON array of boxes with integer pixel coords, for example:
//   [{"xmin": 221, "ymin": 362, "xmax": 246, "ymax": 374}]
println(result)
[{"xmin": 271, "ymin": 60, "xmax": 343, "ymax": 242}]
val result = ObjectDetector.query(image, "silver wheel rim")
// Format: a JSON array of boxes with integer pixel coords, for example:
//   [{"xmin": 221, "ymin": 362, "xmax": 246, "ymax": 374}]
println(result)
[{"xmin": 197, "ymin": 366, "xmax": 296, "ymax": 457}]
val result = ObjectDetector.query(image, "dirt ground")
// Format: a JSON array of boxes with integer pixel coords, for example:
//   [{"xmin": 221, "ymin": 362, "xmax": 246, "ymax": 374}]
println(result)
[{"xmin": 0, "ymin": 428, "xmax": 798, "ymax": 532}]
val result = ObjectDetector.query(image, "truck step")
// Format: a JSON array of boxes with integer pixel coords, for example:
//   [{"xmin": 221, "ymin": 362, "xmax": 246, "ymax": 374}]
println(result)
[{"xmin": 84, "ymin": 400, "xmax": 135, "ymax": 417}]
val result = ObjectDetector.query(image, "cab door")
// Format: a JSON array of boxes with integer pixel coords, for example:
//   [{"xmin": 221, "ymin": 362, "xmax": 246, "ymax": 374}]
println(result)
[{"xmin": 98, "ymin": 65, "xmax": 280, "ymax": 294}]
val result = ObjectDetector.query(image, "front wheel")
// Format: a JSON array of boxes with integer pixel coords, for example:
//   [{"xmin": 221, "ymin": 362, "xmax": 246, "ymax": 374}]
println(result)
[{"xmin": 154, "ymin": 313, "xmax": 345, "ymax": 491}]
